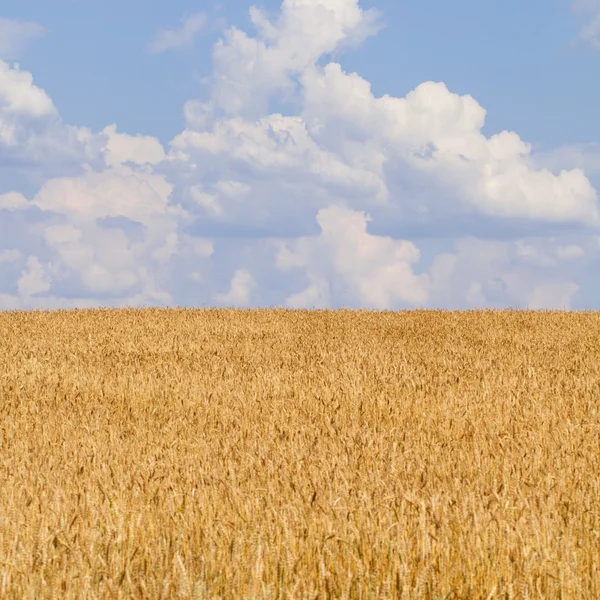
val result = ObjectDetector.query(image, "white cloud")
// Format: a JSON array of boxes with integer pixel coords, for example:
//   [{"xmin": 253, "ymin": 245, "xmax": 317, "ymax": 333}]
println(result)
[
  {"xmin": 0, "ymin": 60, "xmax": 104, "ymax": 174},
  {"xmin": 214, "ymin": 180, "xmax": 251, "ymax": 197},
  {"xmin": 17, "ymin": 256, "xmax": 50, "ymax": 296},
  {"xmin": 210, "ymin": 0, "xmax": 382, "ymax": 117},
  {"xmin": 214, "ymin": 269, "xmax": 257, "ymax": 306},
  {"xmin": 0, "ymin": 59, "xmax": 211, "ymax": 307},
  {"xmin": 0, "ymin": 18, "xmax": 44, "ymax": 60},
  {"xmin": 0, "ymin": 286, "xmax": 172, "ymax": 312},
  {"xmin": 425, "ymin": 237, "xmax": 587, "ymax": 310},
  {"xmin": 81, "ymin": 263, "xmax": 138, "ymax": 294},
  {"xmin": 188, "ymin": 185, "xmax": 222, "ymax": 215},
  {"xmin": 0, "ymin": 59, "xmax": 55, "ymax": 123},
  {"xmin": 170, "ymin": 113, "xmax": 388, "ymax": 216},
  {"xmin": 27, "ymin": 166, "xmax": 202, "ymax": 298},
  {"xmin": 153, "ymin": 232, "xmax": 179, "ymax": 264},
  {"xmin": 273, "ymin": 216, "xmax": 589, "ymax": 311},
  {"xmin": 275, "ymin": 204, "xmax": 429, "ymax": 309},
  {"xmin": 147, "ymin": 12, "xmax": 207, "ymax": 53},
  {"xmin": 300, "ymin": 64, "xmax": 600, "ymax": 225},
  {"xmin": 43, "ymin": 223, "xmax": 94, "ymax": 272},
  {"xmin": 527, "ymin": 282, "xmax": 580, "ymax": 310},
  {"xmin": 102, "ymin": 124, "xmax": 165, "ymax": 166},
  {"xmin": 43, "ymin": 223, "xmax": 83, "ymax": 245},
  {"xmin": 33, "ymin": 165, "xmax": 174, "ymax": 225},
  {"xmin": 170, "ymin": 41, "xmax": 600, "ymax": 237},
  {"xmin": 0, "ymin": 192, "xmax": 29, "ymax": 211}
]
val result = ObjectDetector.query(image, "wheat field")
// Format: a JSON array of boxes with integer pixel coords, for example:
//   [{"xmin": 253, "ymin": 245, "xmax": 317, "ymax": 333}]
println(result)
[{"xmin": 0, "ymin": 308, "xmax": 599, "ymax": 599}]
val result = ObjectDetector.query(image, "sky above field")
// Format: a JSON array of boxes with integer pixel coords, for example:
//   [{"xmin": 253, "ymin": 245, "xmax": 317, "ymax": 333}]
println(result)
[{"xmin": 2, "ymin": 0, "xmax": 600, "ymax": 310}]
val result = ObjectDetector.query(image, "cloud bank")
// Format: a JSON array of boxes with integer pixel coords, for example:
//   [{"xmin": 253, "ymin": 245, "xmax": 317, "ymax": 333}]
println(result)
[{"xmin": 1, "ymin": 0, "xmax": 599, "ymax": 311}]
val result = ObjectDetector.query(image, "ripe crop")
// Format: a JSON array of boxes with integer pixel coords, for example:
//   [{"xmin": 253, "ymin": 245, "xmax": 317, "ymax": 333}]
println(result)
[{"xmin": 0, "ymin": 307, "xmax": 599, "ymax": 598}]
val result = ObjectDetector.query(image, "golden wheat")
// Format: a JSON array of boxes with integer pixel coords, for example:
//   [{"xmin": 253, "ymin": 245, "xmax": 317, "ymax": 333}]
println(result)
[{"xmin": 0, "ymin": 308, "xmax": 599, "ymax": 598}]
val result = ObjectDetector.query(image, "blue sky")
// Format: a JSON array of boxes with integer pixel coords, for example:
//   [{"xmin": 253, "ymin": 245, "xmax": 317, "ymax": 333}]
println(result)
[{"xmin": 1, "ymin": 0, "xmax": 600, "ymax": 310}]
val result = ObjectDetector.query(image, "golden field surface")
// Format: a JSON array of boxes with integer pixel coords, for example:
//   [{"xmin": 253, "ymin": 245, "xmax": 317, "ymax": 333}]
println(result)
[{"xmin": 0, "ymin": 308, "xmax": 599, "ymax": 599}]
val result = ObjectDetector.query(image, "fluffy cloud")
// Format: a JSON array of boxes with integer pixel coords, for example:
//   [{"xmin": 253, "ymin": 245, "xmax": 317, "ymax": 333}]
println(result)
[
  {"xmin": 214, "ymin": 269, "xmax": 257, "ymax": 306},
  {"xmin": 170, "ymin": 20, "xmax": 599, "ymax": 233},
  {"xmin": 0, "ymin": 0, "xmax": 599, "ymax": 311},
  {"xmin": 147, "ymin": 12, "xmax": 207, "ymax": 53},
  {"xmin": 271, "ymin": 206, "xmax": 588, "ymax": 310},
  {"xmin": 33, "ymin": 165, "xmax": 175, "ymax": 225},
  {"xmin": 275, "ymin": 204, "xmax": 428, "ymax": 308},
  {"xmin": 0, "ymin": 60, "xmax": 56, "ymax": 128},
  {"xmin": 0, "ymin": 106, "xmax": 208, "ymax": 307},
  {"xmin": 210, "ymin": 0, "xmax": 382, "ymax": 117},
  {"xmin": 426, "ymin": 237, "xmax": 587, "ymax": 310},
  {"xmin": 300, "ymin": 65, "xmax": 599, "ymax": 225},
  {"xmin": 167, "ymin": 0, "xmax": 600, "ymax": 232},
  {"xmin": 18, "ymin": 162, "xmax": 205, "ymax": 302},
  {"xmin": 0, "ymin": 18, "xmax": 44, "ymax": 60},
  {"xmin": 17, "ymin": 256, "xmax": 50, "ymax": 296},
  {"xmin": 0, "ymin": 60, "xmax": 104, "ymax": 178},
  {"xmin": 102, "ymin": 124, "xmax": 166, "ymax": 167},
  {"xmin": 0, "ymin": 192, "xmax": 29, "ymax": 211}
]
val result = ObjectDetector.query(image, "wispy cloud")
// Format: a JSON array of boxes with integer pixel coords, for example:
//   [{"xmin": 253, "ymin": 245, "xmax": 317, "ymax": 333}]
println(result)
[
  {"xmin": 147, "ymin": 13, "xmax": 207, "ymax": 54},
  {"xmin": 0, "ymin": 18, "xmax": 44, "ymax": 60},
  {"xmin": 572, "ymin": 0, "xmax": 600, "ymax": 49}
]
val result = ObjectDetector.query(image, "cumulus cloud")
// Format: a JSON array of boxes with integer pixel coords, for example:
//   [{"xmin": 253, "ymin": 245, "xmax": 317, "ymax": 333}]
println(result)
[
  {"xmin": 0, "ymin": 59, "xmax": 55, "ymax": 123},
  {"xmin": 147, "ymin": 12, "xmax": 207, "ymax": 53},
  {"xmin": 214, "ymin": 269, "xmax": 257, "ymax": 306},
  {"xmin": 102, "ymin": 124, "xmax": 166, "ymax": 166},
  {"xmin": 17, "ymin": 256, "xmax": 50, "ymax": 296},
  {"xmin": 33, "ymin": 165, "xmax": 174, "ymax": 224},
  {"xmin": 0, "ymin": 18, "xmax": 44, "ymax": 59},
  {"xmin": 169, "ymin": 18, "xmax": 600, "ymax": 235},
  {"xmin": 299, "ymin": 65, "xmax": 600, "ymax": 225},
  {"xmin": 16, "ymin": 162, "xmax": 204, "ymax": 302},
  {"xmin": 169, "ymin": 111, "xmax": 389, "ymax": 233},
  {"xmin": 271, "ymin": 208, "xmax": 589, "ymax": 310},
  {"xmin": 209, "ymin": 0, "xmax": 382, "ymax": 117},
  {"xmin": 275, "ymin": 204, "xmax": 429, "ymax": 309},
  {"xmin": 0, "ymin": 60, "xmax": 104, "ymax": 177},
  {"xmin": 426, "ymin": 237, "xmax": 587, "ymax": 310},
  {"xmin": 0, "ymin": 99, "xmax": 205, "ymax": 307},
  {"xmin": 0, "ymin": 192, "xmax": 29, "ymax": 211}
]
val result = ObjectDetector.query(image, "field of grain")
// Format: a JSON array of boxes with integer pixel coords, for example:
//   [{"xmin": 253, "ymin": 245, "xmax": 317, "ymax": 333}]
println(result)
[{"xmin": 0, "ymin": 308, "xmax": 599, "ymax": 599}]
